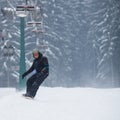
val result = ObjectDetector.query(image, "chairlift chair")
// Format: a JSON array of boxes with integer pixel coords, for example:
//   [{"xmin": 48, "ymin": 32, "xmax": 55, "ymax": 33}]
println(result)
[
  {"xmin": 32, "ymin": 29, "xmax": 44, "ymax": 33},
  {"xmin": 37, "ymin": 44, "xmax": 48, "ymax": 49},
  {"xmin": 16, "ymin": 5, "xmax": 35, "ymax": 11},
  {"xmin": 16, "ymin": 4, "xmax": 35, "ymax": 17},
  {"xmin": 27, "ymin": 21, "xmax": 42, "ymax": 27}
]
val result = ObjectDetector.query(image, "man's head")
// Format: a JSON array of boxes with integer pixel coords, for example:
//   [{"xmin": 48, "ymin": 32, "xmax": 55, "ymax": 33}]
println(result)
[{"xmin": 32, "ymin": 49, "xmax": 42, "ymax": 59}]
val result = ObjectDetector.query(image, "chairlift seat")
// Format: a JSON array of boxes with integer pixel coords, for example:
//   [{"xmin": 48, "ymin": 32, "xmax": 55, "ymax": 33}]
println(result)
[
  {"xmin": 27, "ymin": 21, "xmax": 42, "ymax": 25},
  {"xmin": 16, "ymin": 5, "xmax": 35, "ymax": 11}
]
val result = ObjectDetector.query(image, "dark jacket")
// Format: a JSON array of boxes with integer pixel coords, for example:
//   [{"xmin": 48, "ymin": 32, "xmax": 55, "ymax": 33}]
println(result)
[{"xmin": 23, "ymin": 52, "xmax": 49, "ymax": 78}]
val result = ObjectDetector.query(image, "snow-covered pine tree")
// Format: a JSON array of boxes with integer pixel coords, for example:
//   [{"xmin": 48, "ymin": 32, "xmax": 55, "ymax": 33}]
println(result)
[{"xmin": 88, "ymin": 0, "xmax": 120, "ymax": 87}]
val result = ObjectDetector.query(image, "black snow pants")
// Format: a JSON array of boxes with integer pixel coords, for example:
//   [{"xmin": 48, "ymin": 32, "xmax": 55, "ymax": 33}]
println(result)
[{"xmin": 26, "ymin": 73, "xmax": 48, "ymax": 97}]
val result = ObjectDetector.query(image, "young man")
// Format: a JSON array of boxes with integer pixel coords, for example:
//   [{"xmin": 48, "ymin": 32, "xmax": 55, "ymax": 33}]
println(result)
[{"xmin": 22, "ymin": 49, "xmax": 49, "ymax": 98}]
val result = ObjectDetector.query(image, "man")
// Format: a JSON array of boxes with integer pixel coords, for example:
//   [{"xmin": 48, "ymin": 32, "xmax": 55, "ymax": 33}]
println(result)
[{"xmin": 22, "ymin": 49, "xmax": 49, "ymax": 98}]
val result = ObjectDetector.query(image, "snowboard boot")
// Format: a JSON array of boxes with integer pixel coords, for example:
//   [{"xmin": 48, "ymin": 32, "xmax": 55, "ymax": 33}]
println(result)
[{"xmin": 22, "ymin": 93, "xmax": 34, "ymax": 99}]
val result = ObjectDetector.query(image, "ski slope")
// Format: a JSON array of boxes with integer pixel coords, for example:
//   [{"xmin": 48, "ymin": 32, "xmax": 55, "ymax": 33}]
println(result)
[{"xmin": 0, "ymin": 87, "xmax": 120, "ymax": 120}]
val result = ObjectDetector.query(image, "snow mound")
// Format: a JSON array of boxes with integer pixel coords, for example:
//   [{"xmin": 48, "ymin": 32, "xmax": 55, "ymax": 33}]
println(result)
[{"xmin": 0, "ymin": 87, "xmax": 120, "ymax": 120}]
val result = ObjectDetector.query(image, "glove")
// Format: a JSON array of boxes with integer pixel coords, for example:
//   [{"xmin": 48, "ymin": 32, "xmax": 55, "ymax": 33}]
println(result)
[{"xmin": 22, "ymin": 73, "xmax": 26, "ymax": 79}]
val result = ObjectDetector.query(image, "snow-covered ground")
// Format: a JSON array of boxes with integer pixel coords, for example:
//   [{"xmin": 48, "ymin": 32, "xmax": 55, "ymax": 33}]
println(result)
[{"xmin": 0, "ymin": 87, "xmax": 120, "ymax": 120}]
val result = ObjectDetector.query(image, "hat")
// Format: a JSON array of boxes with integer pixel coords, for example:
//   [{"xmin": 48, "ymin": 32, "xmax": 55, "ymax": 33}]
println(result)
[{"xmin": 32, "ymin": 49, "xmax": 39, "ymax": 54}]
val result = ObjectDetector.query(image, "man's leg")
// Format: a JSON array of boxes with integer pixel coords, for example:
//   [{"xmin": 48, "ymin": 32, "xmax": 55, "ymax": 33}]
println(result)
[
  {"xmin": 26, "ymin": 74, "xmax": 37, "ymax": 94},
  {"xmin": 30, "ymin": 75, "xmax": 48, "ymax": 97}
]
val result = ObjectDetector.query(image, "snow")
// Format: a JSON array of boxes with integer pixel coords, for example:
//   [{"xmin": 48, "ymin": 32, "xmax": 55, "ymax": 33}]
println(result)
[{"xmin": 0, "ymin": 87, "xmax": 120, "ymax": 120}]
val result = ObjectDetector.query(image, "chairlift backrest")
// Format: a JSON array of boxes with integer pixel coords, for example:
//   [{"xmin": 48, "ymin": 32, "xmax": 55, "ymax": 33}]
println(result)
[{"xmin": 16, "ymin": 5, "xmax": 35, "ymax": 11}]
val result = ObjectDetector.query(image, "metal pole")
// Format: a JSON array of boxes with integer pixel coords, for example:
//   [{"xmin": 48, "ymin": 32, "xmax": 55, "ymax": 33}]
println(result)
[
  {"xmin": 19, "ymin": 17, "xmax": 26, "ymax": 90},
  {"xmin": 7, "ymin": 57, "xmax": 10, "ymax": 87}
]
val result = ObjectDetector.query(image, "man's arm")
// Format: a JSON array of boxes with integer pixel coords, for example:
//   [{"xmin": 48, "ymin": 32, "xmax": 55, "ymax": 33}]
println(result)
[
  {"xmin": 22, "ymin": 63, "xmax": 34, "ymax": 78},
  {"xmin": 41, "ymin": 57, "xmax": 49, "ymax": 75},
  {"xmin": 37, "ymin": 57, "xmax": 49, "ymax": 78}
]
